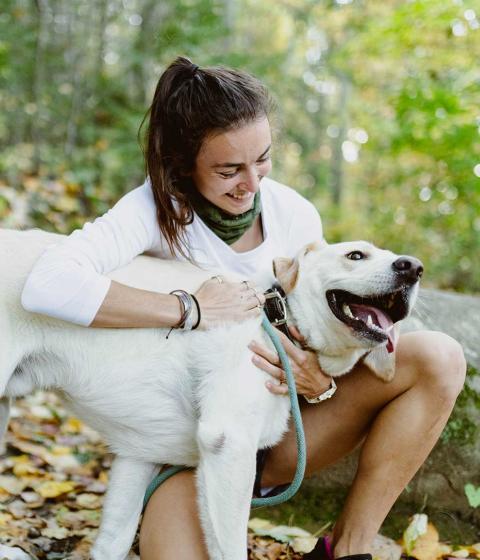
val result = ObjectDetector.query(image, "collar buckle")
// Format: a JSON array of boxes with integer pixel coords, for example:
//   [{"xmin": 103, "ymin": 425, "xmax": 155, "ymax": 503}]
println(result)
[
  {"xmin": 264, "ymin": 285, "xmax": 293, "ymax": 341},
  {"xmin": 263, "ymin": 287, "xmax": 289, "ymax": 330}
]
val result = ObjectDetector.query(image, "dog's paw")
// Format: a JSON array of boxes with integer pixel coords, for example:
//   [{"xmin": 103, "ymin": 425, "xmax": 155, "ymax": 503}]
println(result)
[{"xmin": 0, "ymin": 545, "xmax": 32, "ymax": 560}]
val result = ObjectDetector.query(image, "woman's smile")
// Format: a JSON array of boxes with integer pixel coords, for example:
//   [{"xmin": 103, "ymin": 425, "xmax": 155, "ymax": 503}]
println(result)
[{"xmin": 191, "ymin": 117, "xmax": 272, "ymax": 215}]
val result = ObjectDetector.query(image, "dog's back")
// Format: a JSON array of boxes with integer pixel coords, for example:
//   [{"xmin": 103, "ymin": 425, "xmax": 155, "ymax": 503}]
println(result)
[
  {"xmin": 0, "ymin": 229, "xmax": 62, "ymax": 308},
  {"xmin": 0, "ymin": 230, "xmax": 64, "ymax": 392}
]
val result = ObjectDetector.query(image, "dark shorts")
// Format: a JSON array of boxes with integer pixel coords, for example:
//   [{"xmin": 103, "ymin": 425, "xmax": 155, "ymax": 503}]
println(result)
[
  {"xmin": 151, "ymin": 449, "xmax": 289, "ymax": 504},
  {"xmin": 253, "ymin": 448, "xmax": 290, "ymax": 499}
]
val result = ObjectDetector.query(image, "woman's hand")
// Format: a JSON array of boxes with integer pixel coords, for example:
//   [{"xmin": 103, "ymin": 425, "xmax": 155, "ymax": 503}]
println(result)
[
  {"xmin": 194, "ymin": 276, "xmax": 266, "ymax": 329},
  {"xmin": 248, "ymin": 325, "xmax": 332, "ymax": 399}
]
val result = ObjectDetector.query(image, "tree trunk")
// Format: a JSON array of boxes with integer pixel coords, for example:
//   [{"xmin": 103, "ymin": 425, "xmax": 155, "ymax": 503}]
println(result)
[
  {"xmin": 31, "ymin": 0, "xmax": 51, "ymax": 174},
  {"xmin": 329, "ymin": 72, "xmax": 350, "ymax": 207}
]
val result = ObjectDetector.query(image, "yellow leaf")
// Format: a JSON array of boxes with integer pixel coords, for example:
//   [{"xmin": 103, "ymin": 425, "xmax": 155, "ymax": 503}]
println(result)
[
  {"xmin": 291, "ymin": 536, "xmax": 318, "ymax": 553},
  {"xmin": 451, "ymin": 550, "xmax": 469, "ymax": 558},
  {"xmin": 20, "ymin": 491, "xmax": 44, "ymax": 508},
  {"xmin": 99, "ymin": 471, "xmax": 109, "ymax": 484},
  {"xmin": 409, "ymin": 522, "xmax": 440, "ymax": 560},
  {"xmin": 438, "ymin": 543, "xmax": 453, "ymax": 556},
  {"xmin": 42, "ymin": 525, "xmax": 69, "ymax": 539},
  {"xmin": 0, "ymin": 512, "xmax": 13, "ymax": 526},
  {"xmin": 37, "ymin": 481, "xmax": 76, "ymax": 498},
  {"xmin": 51, "ymin": 445, "xmax": 72, "ymax": 455},
  {"xmin": 12, "ymin": 456, "xmax": 42, "ymax": 476},
  {"xmin": 11, "ymin": 454, "xmax": 30, "ymax": 464},
  {"xmin": 0, "ymin": 475, "xmax": 27, "ymax": 495},
  {"xmin": 76, "ymin": 493, "xmax": 102, "ymax": 509},
  {"xmin": 62, "ymin": 417, "xmax": 84, "ymax": 433},
  {"xmin": 248, "ymin": 517, "xmax": 275, "ymax": 532}
]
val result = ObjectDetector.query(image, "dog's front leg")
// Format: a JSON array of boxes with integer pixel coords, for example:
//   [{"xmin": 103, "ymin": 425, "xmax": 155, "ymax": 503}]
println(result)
[
  {"xmin": 196, "ymin": 420, "xmax": 257, "ymax": 560},
  {"xmin": 91, "ymin": 457, "xmax": 159, "ymax": 560}
]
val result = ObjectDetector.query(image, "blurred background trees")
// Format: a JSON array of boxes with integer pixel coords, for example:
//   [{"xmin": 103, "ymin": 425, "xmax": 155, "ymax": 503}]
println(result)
[{"xmin": 1, "ymin": 0, "xmax": 479, "ymax": 292}]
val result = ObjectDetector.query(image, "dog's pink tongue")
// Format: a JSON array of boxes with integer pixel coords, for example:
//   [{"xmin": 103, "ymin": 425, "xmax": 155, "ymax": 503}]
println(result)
[{"xmin": 349, "ymin": 304, "xmax": 396, "ymax": 353}]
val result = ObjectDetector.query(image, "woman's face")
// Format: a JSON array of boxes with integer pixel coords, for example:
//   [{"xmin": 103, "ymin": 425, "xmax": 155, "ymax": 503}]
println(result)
[{"xmin": 191, "ymin": 116, "xmax": 272, "ymax": 215}]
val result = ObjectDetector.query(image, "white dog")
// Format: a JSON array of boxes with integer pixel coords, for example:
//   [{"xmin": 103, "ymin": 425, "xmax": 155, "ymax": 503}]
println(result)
[{"xmin": 0, "ymin": 229, "xmax": 422, "ymax": 560}]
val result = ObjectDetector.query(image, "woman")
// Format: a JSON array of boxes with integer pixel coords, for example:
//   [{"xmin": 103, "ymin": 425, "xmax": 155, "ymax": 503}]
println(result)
[{"xmin": 22, "ymin": 57, "xmax": 466, "ymax": 560}]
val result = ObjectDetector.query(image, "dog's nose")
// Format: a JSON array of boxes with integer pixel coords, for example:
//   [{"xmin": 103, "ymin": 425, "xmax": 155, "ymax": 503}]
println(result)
[{"xmin": 392, "ymin": 256, "xmax": 424, "ymax": 283}]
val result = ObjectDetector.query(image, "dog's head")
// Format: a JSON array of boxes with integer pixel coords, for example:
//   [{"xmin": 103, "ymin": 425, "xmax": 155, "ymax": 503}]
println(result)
[{"xmin": 273, "ymin": 240, "xmax": 423, "ymax": 381}]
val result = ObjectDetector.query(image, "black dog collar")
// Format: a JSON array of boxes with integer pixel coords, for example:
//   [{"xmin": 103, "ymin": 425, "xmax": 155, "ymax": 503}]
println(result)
[{"xmin": 263, "ymin": 285, "xmax": 295, "ymax": 342}]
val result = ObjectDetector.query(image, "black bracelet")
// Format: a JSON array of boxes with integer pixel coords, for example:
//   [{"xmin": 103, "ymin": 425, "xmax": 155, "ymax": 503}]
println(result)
[{"xmin": 190, "ymin": 294, "xmax": 201, "ymax": 330}]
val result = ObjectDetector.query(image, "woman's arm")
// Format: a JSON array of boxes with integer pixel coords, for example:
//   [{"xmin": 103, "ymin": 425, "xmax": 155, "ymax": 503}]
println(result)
[
  {"xmin": 21, "ymin": 182, "xmax": 169, "ymax": 326},
  {"xmin": 21, "ymin": 181, "xmax": 265, "ymax": 329},
  {"xmin": 90, "ymin": 281, "xmax": 182, "ymax": 328},
  {"xmin": 91, "ymin": 277, "xmax": 265, "ymax": 329}
]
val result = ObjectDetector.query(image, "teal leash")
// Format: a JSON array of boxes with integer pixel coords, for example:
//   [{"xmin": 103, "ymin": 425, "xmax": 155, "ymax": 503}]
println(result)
[{"xmin": 143, "ymin": 312, "xmax": 306, "ymax": 510}]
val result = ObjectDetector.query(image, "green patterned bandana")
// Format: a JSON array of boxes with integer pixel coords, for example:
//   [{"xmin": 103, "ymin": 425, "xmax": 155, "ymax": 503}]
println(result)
[{"xmin": 188, "ymin": 187, "xmax": 262, "ymax": 246}]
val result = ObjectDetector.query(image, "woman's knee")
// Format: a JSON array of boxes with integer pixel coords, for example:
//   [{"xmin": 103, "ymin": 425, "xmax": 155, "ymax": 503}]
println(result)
[
  {"xmin": 140, "ymin": 469, "xmax": 208, "ymax": 560},
  {"xmin": 400, "ymin": 331, "xmax": 466, "ymax": 401}
]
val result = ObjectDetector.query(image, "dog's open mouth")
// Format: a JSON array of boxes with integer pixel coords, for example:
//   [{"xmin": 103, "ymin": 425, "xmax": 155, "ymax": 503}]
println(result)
[{"xmin": 326, "ymin": 288, "xmax": 411, "ymax": 353}]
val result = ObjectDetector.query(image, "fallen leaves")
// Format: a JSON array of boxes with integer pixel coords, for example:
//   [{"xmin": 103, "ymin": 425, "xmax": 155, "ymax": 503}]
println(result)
[
  {"xmin": 248, "ymin": 517, "xmax": 318, "ymax": 554},
  {"xmin": 0, "ymin": 391, "xmax": 479, "ymax": 559},
  {"xmin": 36, "ymin": 481, "xmax": 77, "ymax": 499},
  {"xmin": 0, "ymin": 392, "xmax": 109, "ymax": 559},
  {"xmin": 400, "ymin": 515, "xmax": 480, "ymax": 560}
]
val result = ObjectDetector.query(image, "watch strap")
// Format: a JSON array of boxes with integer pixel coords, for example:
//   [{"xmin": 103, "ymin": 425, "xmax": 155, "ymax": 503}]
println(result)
[{"xmin": 304, "ymin": 377, "xmax": 337, "ymax": 404}]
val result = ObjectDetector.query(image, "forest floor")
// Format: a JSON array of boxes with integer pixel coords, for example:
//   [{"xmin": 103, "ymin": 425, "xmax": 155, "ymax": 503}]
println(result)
[{"xmin": 0, "ymin": 393, "xmax": 479, "ymax": 560}]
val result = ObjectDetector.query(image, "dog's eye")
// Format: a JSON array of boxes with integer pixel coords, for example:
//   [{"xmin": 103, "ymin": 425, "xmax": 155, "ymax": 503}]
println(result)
[{"xmin": 346, "ymin": 251, "xmax": 366, "ymax": 261}]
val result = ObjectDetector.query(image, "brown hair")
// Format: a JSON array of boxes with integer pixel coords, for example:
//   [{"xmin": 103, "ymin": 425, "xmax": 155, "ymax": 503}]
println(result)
[{"xmin": 139, "ymin": 56, "xmax": 275, "ymax": 258}]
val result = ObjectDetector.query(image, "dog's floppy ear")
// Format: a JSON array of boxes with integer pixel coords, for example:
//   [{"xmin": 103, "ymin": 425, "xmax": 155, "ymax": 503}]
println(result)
[
  {"xmin": 362, "ymin": 324, "xmax": 400, "ymax": 382},
  {"xmin": 273, "ymin": 241, "xmax": 324, "ymax": 294},
  {"xmin": 273, "ymin": 257, "xmax": 298, "ymax": 294}
]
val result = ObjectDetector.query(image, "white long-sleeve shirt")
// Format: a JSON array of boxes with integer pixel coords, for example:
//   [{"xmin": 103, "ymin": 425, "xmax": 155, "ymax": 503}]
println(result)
[{"xmin": 21, "ymin": 176, "xmax": 323, "ymax": 326}]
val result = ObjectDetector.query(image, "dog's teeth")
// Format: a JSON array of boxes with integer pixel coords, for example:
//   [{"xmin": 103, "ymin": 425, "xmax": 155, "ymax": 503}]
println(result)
[
  {"xmin": 367, "ymin": 314, "xmax": 373, "ymax": 326},
  {"xmin": 343, "ymin": 303, "xmax": 354, "ymax": 318}
]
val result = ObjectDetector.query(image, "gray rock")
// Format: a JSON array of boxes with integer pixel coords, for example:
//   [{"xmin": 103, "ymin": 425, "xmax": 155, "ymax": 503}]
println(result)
[
  {"xmin": 307, "ymin": 288, "xmax": 480, "ymax": 532},
  {"xmin": 402, "ymin": 288, "xmax": 480, "ymax": 376}
]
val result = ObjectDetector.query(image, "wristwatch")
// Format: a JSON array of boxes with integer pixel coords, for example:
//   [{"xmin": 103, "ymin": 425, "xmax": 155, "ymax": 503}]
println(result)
[{"xmin": 303, "ymin": 377, "xmax": 337, "ymax": 404}]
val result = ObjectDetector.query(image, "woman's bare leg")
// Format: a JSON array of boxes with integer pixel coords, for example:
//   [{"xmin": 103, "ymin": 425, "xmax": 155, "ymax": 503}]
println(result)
[
  {"xmin": 139, "ymin": 469, "xmax": 208, "ymax": 560},
  {"xmin": 261, "ymin": 331, "xmax": 466, "ymax": 557},
  {"xmin": 139, "ymin": 331, "xmax": 466, "ymax": 558}
]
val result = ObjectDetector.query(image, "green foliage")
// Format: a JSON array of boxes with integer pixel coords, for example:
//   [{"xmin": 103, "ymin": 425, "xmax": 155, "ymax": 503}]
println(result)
[
  {"xmin": 0, "ymin": 0, "xmax": 479, "ymax": 292},
  {"xmin": 464, "ymin": 483, "xmax": 480, "ymax": 508},
  {"xmin": 441, "ymin": 366, "xmax": 480, "ymax": 446}
]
